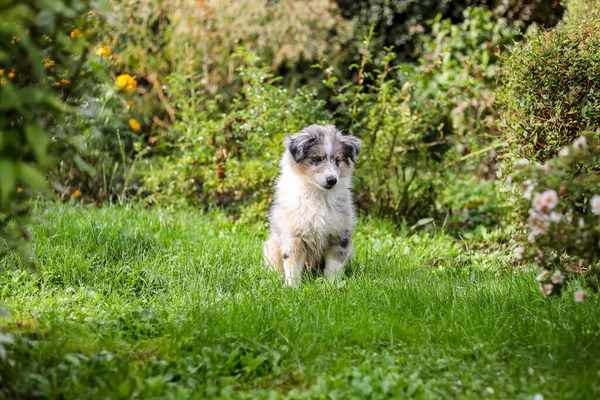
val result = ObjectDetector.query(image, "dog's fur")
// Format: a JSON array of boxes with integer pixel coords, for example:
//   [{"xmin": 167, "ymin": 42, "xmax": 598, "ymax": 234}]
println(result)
[{"xmin": 263, "ymin": 124, "xmax": 362, "ymax": 286}]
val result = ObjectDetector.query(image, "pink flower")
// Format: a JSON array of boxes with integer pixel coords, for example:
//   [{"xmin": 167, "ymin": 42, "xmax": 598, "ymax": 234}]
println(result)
[
  {"xmin": 540, "ymin": 283, "xmax": 553, "ymax": 297},
  {"xmin": 533, "ymin": 190, "xmax": 558, "ymax": 213},
  {"xmin": 528, "ymin": 226, "xmax": 546, "ymax": 243},
  {"xmin": 551, "ymin": 270, "xmax": 565, "ymax": 285},
  {"xmin": 558, "ymin": 147, "xmax": 569, "ymax": 157},
  {"xmin": 574, "ymin": 289, "xmax": 585, "ymax": 302},
  {"xmin": 549, "ymin": 212, "xmax": 562, "ymax": 223},
  {"xmin": 514, "ymin": 247, "xmax": 525, "ymax": 260},
  {"xmin": 528, "ymin": 209, "xmax": 549, "ymax": 228},
  {"xmin": 522, "ymin": 182, "xmax": 535, "ymax": 200},
  {"xmin": 591, "ymin": 194, "xmax": 600, "ymax": 216},
  {"xmin": 572, "ymin": 136, "xmax": 587, "ymax": 150},
  {"xmin": 514, "ymin": 158, "xmax": 529, "ymax": 167}
]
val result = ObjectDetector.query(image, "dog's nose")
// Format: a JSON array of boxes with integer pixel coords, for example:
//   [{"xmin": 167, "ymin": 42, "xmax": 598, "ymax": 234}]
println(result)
[{"xmin": 325, "ymin": 176, "xmax": 338, "ymax": 186}]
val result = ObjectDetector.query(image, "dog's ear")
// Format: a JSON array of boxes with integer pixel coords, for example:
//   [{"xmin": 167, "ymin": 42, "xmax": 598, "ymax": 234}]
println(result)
[
  {"xmin": 341, "ymin": 135, "xmax": 362, "ymax": 163},
  {"xmin": 285, "ymin": 130, "xmax": 316, "ymax": 163}
]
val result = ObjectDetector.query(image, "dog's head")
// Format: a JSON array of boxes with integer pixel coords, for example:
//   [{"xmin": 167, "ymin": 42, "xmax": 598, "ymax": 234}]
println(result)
[{"xmin": 284, "ymin": 125, "xmax": 362, "ymax": 190}]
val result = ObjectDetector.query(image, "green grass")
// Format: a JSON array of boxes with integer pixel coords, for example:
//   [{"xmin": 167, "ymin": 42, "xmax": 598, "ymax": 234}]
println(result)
[{"xmin": 0, "ymin": 205, "xmax": 599, "ymax": 399}]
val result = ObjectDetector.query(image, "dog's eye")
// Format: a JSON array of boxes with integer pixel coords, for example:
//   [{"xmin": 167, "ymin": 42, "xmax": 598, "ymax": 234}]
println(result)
[
  {"xmin": 334, "ymin": 158, "xmax": 341, "ymax": 166},
  {"xmin": 310, "ymin": 156, "xmax": 323, "ymax": 164}
]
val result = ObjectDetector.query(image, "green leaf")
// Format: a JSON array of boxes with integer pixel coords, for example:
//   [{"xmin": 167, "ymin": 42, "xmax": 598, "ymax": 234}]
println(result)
[
  {"xmin": 0, "ymin": 160, "xmax": 16, "ymax": 204},
  {"xmin": 25, "ymin": 123, "xmax": 50, "ymax": 164},
  {"xmin": 413, "ymin": 218, "xmax": 434, "ymax": 229},
  {"xmin": 0, "ymin": 82, "xmax": 22, "ymax": 111},
  {"xmin": 73, "ymin": 155, "xmax": 96, "ymax": 176},
  {"xmin": 16, "ymin": 163, "xmax": 49, "ymax": 194}
]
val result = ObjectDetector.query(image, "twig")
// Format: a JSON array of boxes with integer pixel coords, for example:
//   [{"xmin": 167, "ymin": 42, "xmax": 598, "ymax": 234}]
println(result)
[{"xmin": 445, "ymin": 141, "xmax": 509, "ymax": 168}]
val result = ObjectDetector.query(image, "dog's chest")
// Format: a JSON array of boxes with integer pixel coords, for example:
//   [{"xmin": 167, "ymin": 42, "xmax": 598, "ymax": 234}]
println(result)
[{"xmin": 295, "ymin": 191, "xmax": 345, "ymax": 240}]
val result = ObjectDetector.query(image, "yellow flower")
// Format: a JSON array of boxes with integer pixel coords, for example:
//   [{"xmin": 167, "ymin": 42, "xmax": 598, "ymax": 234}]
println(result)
[
  {"xmin": 126, "ymin": 100, "xmax": 133, "ymax": 107},
  {"xmin": 43, "ymin": 58, "xmax": 55, "ymax": 68},
  {"xmin": 95, "ymin": 46, "xmax": 112, "ymax": 57},
  {"xmin": 7, "ymin": 69, "xmax": 15, "ymax": 79},
  {"xmin": 70, "ymin": 29, "xmax": 84, "ymax": 38},
  {"xmin": 115, "ymin": 74, "xmax": 137, "ymax": 93},
  {"xmin": 17, "ymin": 187, "xmax": 23, "ymax": 193},
  {"xmin": 55, "ymin": 79, "xmax": 71, "ymax": 88},
  {"xmin": 0, "ymin": 69, "xmax": 4, "ymax": 75},
  {"xmin": 129, "ymin": 119, "xmax": 141, "ymax": 132},
  {"xmin": 74, "ymin": 189, "xmax": 82, "ymax": 198}
]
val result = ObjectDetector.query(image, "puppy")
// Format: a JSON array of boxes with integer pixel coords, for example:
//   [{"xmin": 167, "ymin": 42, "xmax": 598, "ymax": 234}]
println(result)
[{"xmin": 263, "ymin": 124, "xmax": 362, "ymax": 286}]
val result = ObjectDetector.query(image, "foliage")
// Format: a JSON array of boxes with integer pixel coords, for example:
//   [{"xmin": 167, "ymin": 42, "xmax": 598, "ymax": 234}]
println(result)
[
  {"xmin": 106, "ymin": 0, "xmax": 352, "ymax": 96},
  {"xmin": 411, "ymin": 8, "xmax": 516, "ymax": 152},
  {"xmin": 498, "ymin": 16, "xmax": 600, "ymax": 162},
  {"xmin": 509, "ymin": 135, "xmax": 600, "ymax": 297},
  {"xmin": 318, "ymin": 31, "xmax": 441, "ymax": 222},
  {"xmin": 51, "ymin": 0, "xmax": 354, "ymax": 204},
  {"xmin": 54, "ymin": 61, "xmax": 157, "ymax": 204},
  {"xmin": 334, "ymin": 0, "xmax": 480, "ymax": 61},
  {"xmin": 0, "ymin": 0, "xmax": 104, "ymax": 258},
  {"xmin": 318, "ymin": 9, "xmax": 516, "ymax": 224},
  {"xmin": 140, "ymin": 52, "xmax": 332, "ymax": 221},
  {"xmin": 564, "ymin": 0, "xmax": 600, "ymax": 22},
  {"xmin": 493, "ymin": 0, "xmax": 564, "ymax": 29},
  {"xmin": 334, "ymin": 0, "xmax": 560, "ymax": 63},
  {"xmin": 0, "ymin": 205, "xmax": 599, "ymax": 397},
  {"xmin": 438, "ymin": 177, "xmax": 507, "ymax": 232}
]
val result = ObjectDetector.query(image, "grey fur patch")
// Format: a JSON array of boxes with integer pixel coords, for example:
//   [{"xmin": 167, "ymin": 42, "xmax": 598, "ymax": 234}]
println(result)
[
  {"xmin": 285, "ymin": 128, "xmax": 321, "ymax": 163},
  {"xmin": 333, "ymin": 231, "xmax": 351, "ymax": 249},
  {"xmin": 285, "ymin": 125, "xmax": 362, "ymax": 164},
  {"xmin": 339, "ymin": 135, "xmax": 362, "ymax": 163}
]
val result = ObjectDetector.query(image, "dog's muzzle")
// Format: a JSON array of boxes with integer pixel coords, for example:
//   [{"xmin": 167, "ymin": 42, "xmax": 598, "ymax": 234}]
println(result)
[{"xmin": 324, "ymin": 175, "xmax": 338, "ymax": 189}]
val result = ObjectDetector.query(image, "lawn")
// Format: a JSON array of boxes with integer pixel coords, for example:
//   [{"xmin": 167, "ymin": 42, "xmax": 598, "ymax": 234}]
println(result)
[{"xmin": 0, "ymin": 205, "xmax": 599, "ymax": 399}]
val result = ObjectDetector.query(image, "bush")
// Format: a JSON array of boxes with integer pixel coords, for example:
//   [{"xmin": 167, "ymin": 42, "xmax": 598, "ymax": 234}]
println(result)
[
  {"xmin": 0, "ymin": 1, "xmax": 103, "ymax": 258},
  {"xmin": 411, "ymin": 8, "xmax": 516, "ymax": 151},
  {"xmin": 107, "ymin": 0, "xmax": 352, "ymax": 96},
  {"xmin": 493, "ymin": 0, "xmax": 564, "ymax": 29},
  {"xmin": 564, "ymin": 0, "xmax": 600, "ymax": 22},
  {"xmin": 317, "ymin": 9, "xmax": 516, "ymax": 224},
  {"xmin": 509, "ymin": 135, "xmax": 600, "ymax": 298},
  {"xmin": 140, "ymin": 52, "xmax": 332, "ymax": 222},
  {"xmin": 49, "ymin": 0, "xmax": 354, "ymax": 203},
  {"xmin": 498, "ymin": 16, "xmax": 600, "ymax": 162},
  {"xmin": 335, "ymin": 0, "xmax": 459, "ymax": 59},
  {"xmin": 334, "ymin": 0, "xmax": 560, "ymax": 63}
]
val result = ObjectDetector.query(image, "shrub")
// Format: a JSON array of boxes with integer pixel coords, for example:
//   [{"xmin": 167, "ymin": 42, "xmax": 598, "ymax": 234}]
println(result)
[
  {"xmin": 334, "ymin": 0, "xmax": 559, "ymax": 63},
  {"xmin": 0, "ymin": 0, "xmax": 103, "ymax": 259},
  {"xmin": 493, "ymin": 0, "xmax": 564, "ymax": 29},
  {"xmin": 498, "ymin": 16, "xmax": 600, "ymax": 162},
  {"xmin": 334, "ymin": 0, "xmax": 479, "ymax": 60},
  {"xmin": 509, "ymin": 135, "xmax": 600, "ymax": 298},
  {"xmin": 54, "ymin": 64, "xmax": 153, "ymax": 203},
  {"xmin": 50, "ymin": 0, "xmax": 354, "ymax": 203},
  {"xmin": 318, "ymin": 9, "xmax": 516, "ymax": 224},
  {"xmin": 140, "ymin": 52, "xmax": 332, "ymax": 222},
  {"xmin": 564, "ymin": 0, "xmax": 600, "ymax": 22},
  {"xmin": 411, "ymin": 8, "xmax": 516, "ymax": 151},
  {"xmin": 107, "ymin": 0, "xmax": 352, "ymax": 96},
  {"xmin": 317, "ymin": 31, "xmax": 445, "ymax": 222}
]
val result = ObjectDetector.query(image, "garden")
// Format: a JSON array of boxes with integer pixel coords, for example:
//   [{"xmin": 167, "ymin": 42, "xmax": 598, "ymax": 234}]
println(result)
[{"xmin": 0, "ymin": 0, "xmax": 599, "ymax": 398}]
